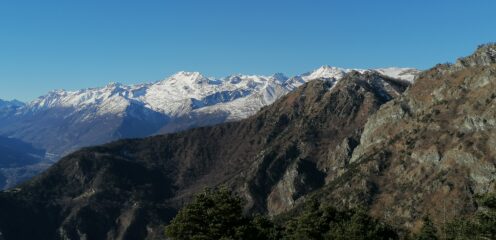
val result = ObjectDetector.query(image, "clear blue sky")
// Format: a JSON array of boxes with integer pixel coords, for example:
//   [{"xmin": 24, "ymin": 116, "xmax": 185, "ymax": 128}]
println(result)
[{"xmin": 1, "ymin": 0, "xmax": 495, "ymax": 101}]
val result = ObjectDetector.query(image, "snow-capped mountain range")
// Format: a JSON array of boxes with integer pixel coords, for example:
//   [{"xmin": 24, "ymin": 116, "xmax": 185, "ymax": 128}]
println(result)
[
  {"xmin": 24, "ymin": 66, "xmax": 417, "ymax": 120},
  {"xmin": 0, "ymin": 66, "xmax": 418, "ymax": 157},
  {"xmin": 0, "ymin": 66, "xmax": 418, "ymax": 189}
]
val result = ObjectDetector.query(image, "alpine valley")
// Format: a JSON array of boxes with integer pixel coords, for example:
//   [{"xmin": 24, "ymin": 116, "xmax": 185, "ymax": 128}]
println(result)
[{"xmin": 0, "ymin": 67, "xmax": 418, "ymax": 189}]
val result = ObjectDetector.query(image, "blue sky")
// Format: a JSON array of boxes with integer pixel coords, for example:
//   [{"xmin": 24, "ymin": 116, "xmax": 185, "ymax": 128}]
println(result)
[{"xmin": 1, "ymin": 0, "xmax": 495, "ymax": 101}]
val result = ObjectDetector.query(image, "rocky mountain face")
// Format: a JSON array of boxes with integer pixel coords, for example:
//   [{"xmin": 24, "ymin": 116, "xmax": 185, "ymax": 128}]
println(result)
[
  {"xmin": 288, "ymin": 44, "xmax": 496, "ymax": 231},
  {"xmin": 0, "ymin": 71, "xmax": 410, "ymax": 240},
  {"xmin": 0, "ymin": 67, "xmax": 417, "ymax": 190}
]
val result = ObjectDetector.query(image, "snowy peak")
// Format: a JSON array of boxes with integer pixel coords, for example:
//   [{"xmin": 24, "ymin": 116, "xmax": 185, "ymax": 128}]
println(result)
[
  {"xmin": 15, "ymin": 66, "xmax": 419, "ymax": 120},
  {"xmin": 225, "ymin": 75, "xmax": 243, "ymax": 84},
  {"xmin": 270, "ymin": 73, "xmax": 289, "ymax": 83},
  {"xmin": 300, "ymin": 65, "xmax": 418, "ymax": 83},
  {"xmin": 373, "ymin": 67, "xmax": 420, "ymax": 82},
  {"xmin": 104, "ymin": 82, "xmax": 124, "ymax": 89},
  {"xmin": 167, "ymin": 71, "xmax": 209, "ymax": 85},
  {"xmin": 301, "ymin": 66, "xmax": 354, "ymax": 81}
]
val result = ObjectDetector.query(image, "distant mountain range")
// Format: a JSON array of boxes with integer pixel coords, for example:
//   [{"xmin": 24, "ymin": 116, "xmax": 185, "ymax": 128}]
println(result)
[
  {"xmin": 0, "ymin": 66, "xmax": 418, "ymax": 189},
  {"xmin": 0, "ymin": 66, "xmax": 418, "ymax": 156}
]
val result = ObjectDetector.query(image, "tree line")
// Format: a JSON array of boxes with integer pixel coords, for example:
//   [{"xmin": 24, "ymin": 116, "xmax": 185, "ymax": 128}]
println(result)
[{"xmin": 165, "ymin": 187, "xmax": 496, "ymax": 240}]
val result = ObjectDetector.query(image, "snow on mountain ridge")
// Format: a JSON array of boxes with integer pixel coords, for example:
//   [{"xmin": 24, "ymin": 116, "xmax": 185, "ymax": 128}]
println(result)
[
  {"xmin": 19, "ymin": 66, "xmax": 418, "ymax": 120},
  {"xmin": 301, "ymin": 66, "xmax": 363, "ymax": 81},
  {"xmin": 374, "ymin": 67, "xmax": 420, "ymax": 82},
  {"xmin": 166, "ymin": 71, "xmax": 209, "ymax": 85},
  {"xmin": 0, "ymin": 65, "xmax": 420, "ymax": 161}
]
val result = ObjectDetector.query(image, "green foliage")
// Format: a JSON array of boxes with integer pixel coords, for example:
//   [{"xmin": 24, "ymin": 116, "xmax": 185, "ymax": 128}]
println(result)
[
  {"xmin": 414, "ymin": 216, "xmax": 438, "ymax": 240},
  {"xmin": 445, "ymin": 192, "xmax": 496, "ymax": 240},
  {"xmin": 325, "ymin": 207, "xmax": 398, "ymax": 240},
  {"xmin": 165, "ymin": 187, "xmax": 246, "ymax": 240},
  {"xmin": 249, "ymin": 214, "xmax": 282, "ymax": 240},
  {"xmin": 444, "ymin": 218, "xmax": 478, "ymax": 240},
  {"xmin": 165, "ymin": 189, "xmax": 397, "ymax": 240},
  {"xmin": 283, "ymin": 199, "xmax": 397, "ymax": 240},
  {"xmin": 283, "ymin": 199, "xmax": 333, "ymax": 240},
  {"xmin": 166, "ymin": 189, "xmax": 495, "ymax": 240},
  {"xmin": 476, "ymin": 193, "xmax": 496, "ymax": 239},
  {"xmin": 165, "ymin": 187, "xmax": 279, "ymax": 240}
]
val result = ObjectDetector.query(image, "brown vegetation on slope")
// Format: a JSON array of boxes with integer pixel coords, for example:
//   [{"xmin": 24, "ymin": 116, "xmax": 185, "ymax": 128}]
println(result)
[{"xmin": 299, "ymin": 44, "xmax": 496, "ymax": 231}]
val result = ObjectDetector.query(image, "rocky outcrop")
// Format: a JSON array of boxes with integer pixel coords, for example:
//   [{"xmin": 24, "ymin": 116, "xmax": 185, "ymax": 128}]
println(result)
[
  {"xmin": 304, "ymin": 44, "xmax": 496, "ymax": 230},
  {"xmin": 239, "ymin": 72, "xmax": 408, "ymax": 215},
  {"xmin": 455, "ymin": 43, "xmax": 496, "ymax": 68}
]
